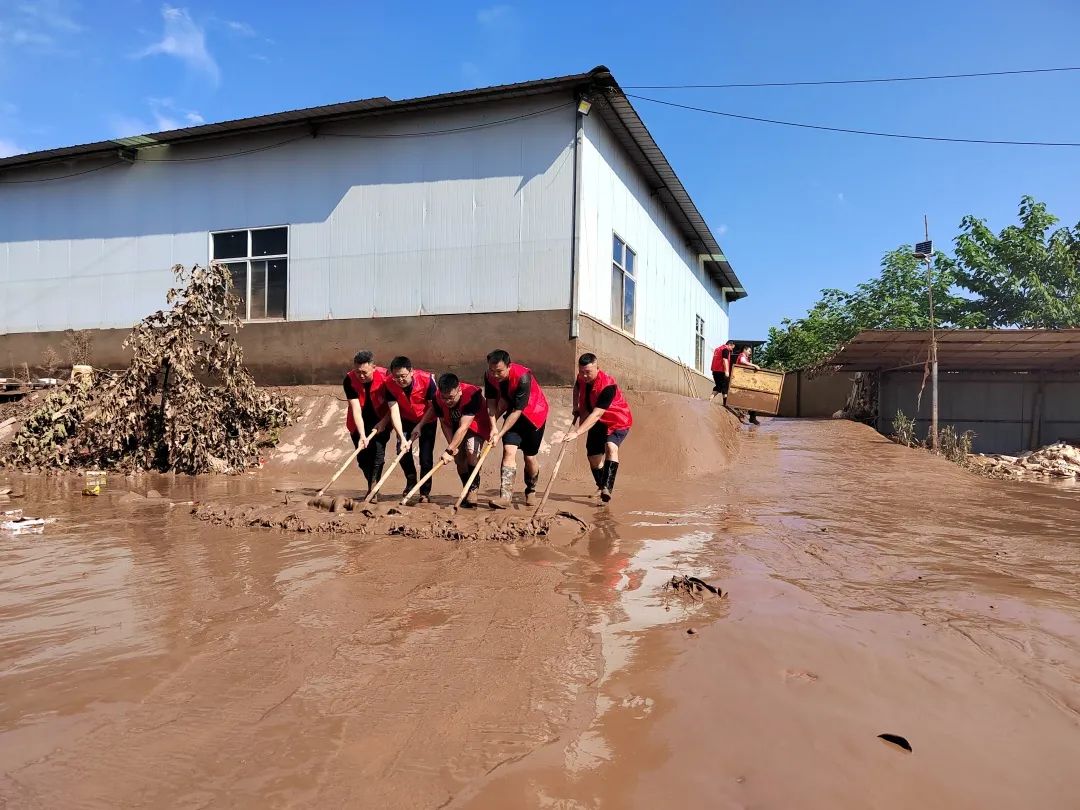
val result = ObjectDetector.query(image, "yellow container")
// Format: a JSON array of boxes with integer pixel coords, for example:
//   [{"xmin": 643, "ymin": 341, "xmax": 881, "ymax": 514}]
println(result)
[{"xmin": 83, "ymin": 470, "xmax": 107, "ymax": 496}]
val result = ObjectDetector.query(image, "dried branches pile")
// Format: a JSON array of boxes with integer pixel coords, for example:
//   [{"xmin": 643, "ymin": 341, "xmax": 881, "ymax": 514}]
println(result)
[{"xmin": 1, "ymin": 264, "xmax": 294, "ymax": 474}]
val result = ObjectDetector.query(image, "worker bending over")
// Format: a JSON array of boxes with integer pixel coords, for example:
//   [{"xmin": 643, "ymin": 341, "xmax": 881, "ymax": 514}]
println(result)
[
  {"xmin": 414, "ymin": 373, "xmax": 492, "ymax": 508},
  {"xmin": 343, "ymin": 350, "xmax": 391, "ymax": 501},
  {"xmin": 383, "ymin": 356, "xmax": 438, "ymax": 501},
  {"xmin": 484, "ymin": 349, "xmax": 550, "ymax": 509}
]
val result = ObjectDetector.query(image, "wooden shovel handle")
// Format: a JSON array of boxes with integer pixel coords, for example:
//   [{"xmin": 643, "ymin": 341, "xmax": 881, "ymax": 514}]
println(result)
[
  {"xmin": 531, "ymin": 438, "xmax": 570, "ymax": 520},
  {"xmin": 364, "ymin": 439, "xmax": 412, "ymax": 503},
  {"xmin": 317, "ymin": 428, "xmax": 377, "ymax": 497},
  {"xmin": 452, "ymin": 441, "xmax": 495, "ymax": 509},
  {"xmin": 400, "ymin": 457, "xmax": 451, "ymax": 505}
]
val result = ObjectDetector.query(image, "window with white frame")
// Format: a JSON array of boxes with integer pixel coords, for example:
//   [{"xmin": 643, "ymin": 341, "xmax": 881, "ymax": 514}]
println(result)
[
  {"xmin": 211, "ymin": 226, "xmax": 288, "ymax": 320},
  {"xmin": 694, "ymin": 315, "xmax": 706, "ymax": 373},
  {"xmin": 611, "ymin": 233, "xmax": 636, "ymax": 334}
]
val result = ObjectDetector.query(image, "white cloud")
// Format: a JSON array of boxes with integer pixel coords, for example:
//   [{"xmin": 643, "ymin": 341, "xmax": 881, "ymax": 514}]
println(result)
[
  {"xmin": 0, "ymin": 137, "xmax": 25, "ymax": 158},
  {"xmin": 110, "ymin": 114, "xmax": 150, "ymax": 138},
  {"xmin": 717, "ymin": 224, "xmax": 729, "ymax": 236},
  {"xmin": 225, "ymin": 20, "xmax": 255, "ymax": 36},
  {"xmin": 477, "ymin": 4, "xmax": 513, "ymax": 26},
  {"xmin": 185, "ymin": 111, "xmax": 204, "ymax": 124},
  {"xmin": 138, "ymin": 5, "xmax": 220, "ymax": 85},
  {"xmin": 111, "ymin": 99, "xmax": 204, "ymax": 137},
  {"xmin": 0, "ymin": 0, "xmax": 81, "ymax": 53},
  {"xmin": 836, "ymin": 192, "xmax": 846, "ymax": 203},
  {"xmin": 16, "ymin": 1, "xmax": 81, "ymax": 33},
  {"xmin": 249, "ymin": 53, "xmax": 270, "ymax": 62}
]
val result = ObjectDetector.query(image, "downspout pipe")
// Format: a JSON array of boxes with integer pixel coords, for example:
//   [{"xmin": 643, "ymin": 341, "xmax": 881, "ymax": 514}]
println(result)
[{"xmin": 569, "ymin": 100, "xmax": 585, "ymax": 340}]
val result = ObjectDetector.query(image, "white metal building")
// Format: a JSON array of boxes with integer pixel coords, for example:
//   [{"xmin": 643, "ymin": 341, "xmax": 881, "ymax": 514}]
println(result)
[{"xmin": 0, "ymin": 67, "xmax": 746, "ymax": 387}]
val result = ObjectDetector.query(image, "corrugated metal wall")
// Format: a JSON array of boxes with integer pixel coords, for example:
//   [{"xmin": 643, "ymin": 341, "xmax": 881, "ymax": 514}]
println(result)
[
  {"xmin": 0, "ymin": 95, "xmax": 576, "ymax": 333},
  {"xmin": 879, "ymin": 371, "xmax": 1080, "ymax": 453},
  {"xmin": 577, "ymin": 114, "xmax": 729, "ymax": 370}
]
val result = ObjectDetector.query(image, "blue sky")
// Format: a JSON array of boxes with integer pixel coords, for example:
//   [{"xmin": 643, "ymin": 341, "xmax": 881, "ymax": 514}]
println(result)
[{"xmin": 1, "ymin": 0, "xmax": 1078, "ymax": 337}]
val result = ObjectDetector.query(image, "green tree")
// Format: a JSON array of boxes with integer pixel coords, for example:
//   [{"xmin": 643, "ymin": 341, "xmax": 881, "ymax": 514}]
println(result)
[
  {"xmin": 759, "ymin": 248, "xmax": 969, "ymax": 371},
  {"xmin": 954, "ymin": 195, "xmax": 1080, "ymax": 328}
]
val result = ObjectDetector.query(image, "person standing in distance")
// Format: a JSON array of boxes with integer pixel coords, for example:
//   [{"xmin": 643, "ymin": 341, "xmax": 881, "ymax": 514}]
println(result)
[
  {"xmin": 710, "ymin": 339, "xmax": 735, "ymax": 403},
  {"xmin": 734, "ymin": 345, "xmax": 762, "ymax": 425}
]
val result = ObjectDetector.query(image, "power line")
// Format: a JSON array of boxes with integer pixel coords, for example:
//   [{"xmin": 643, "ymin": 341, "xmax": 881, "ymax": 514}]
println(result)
[
  {"xmin": 0, "ymin": 103, "xmax": 572, "ymax": 183},
  {"xmin": 625, "ymin": 65, "xmax": 1080, "ymax": 89},
  {"xmin": 627, "ymin": 94, "xmax": 1080, "ymax": 147},
  {"xmin": 0, "ymin": 159, "xmax": 124, "ymax": 184}
]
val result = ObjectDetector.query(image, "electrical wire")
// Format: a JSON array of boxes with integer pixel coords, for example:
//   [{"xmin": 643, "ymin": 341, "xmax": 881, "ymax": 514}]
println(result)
[
  {"xmin": 627, "ymin": 93, "xmax": 1080, "ymax": 147},
  {"xmin": 0, "ymin": 102, "xmax": 573, "ymax": 183},
  {"xmin": 0, "ymin": 159, "xmax": 124, "ymax": 184},
  {"xmin": 625, "ymin": 66, "xmax": 1080, "ymax": 89},
  {"xmin": 319, "ymin": 101, "xmax": 571, "ymax": 138}
]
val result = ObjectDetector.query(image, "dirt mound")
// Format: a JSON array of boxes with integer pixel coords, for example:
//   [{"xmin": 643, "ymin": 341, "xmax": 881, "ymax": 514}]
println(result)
[
  {"xmin": 265, "ymin": 387, "xmax": 739, "ymax": 488},
  {"xmin": 192, "ymin": 500, "xmax": 588, "ymax": 544},
  {"xmin": 971, "ymin": 441, "xmax": 1080, "ymax": 480}
]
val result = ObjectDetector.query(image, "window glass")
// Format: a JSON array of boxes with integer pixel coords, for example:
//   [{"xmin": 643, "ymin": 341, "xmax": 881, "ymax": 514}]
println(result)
[
  {"xmin": 610, "ymin": 265, "xmax": 623, "ymax": 327},
  {"xmin": 625, "ymin": 248, "xmax": 635, "ymax": 277},
  {"xmin": 612, "ymin": 234, "xmax": 624, "ymax": 267},
  {"xmin": 267, "ymin": 260, "xmax": 288, "ymax": 319},
  {"xmin": 213, "ymin": 231, "xmax": 247, "ymax": 260},
  {"xmin": 251, "ymin": 227, "xmax": 287, "ymax": 257},
  {"xmin": 622, "ymin": 276, "xmax": 636, "ymax": 333},
  {"xmin": 225, "ymin": 262, "xmax": 248, "ymax": 317},
  {"xmin": 249, "ymin": 260, "xmax": 268, "ymax": 320}
]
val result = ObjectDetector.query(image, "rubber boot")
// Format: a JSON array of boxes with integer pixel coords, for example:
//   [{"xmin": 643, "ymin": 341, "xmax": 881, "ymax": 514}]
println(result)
[
  {"xmin": 367, "ymin": 462, "xmax": 384, "ymax": 504},
  {"xmin": 403, "ymin": 475, "xmax": 417, "ymax": 498},
  {"xmin": 524, "ymin": 472, "xmax": 539, "ymax": 507},
  {"xmin": 490, "ymin": 465, "xmax": 514, "ymax": 509},
  {"xmin": 591, "ymin": 465, "xmax": 605, "ymax": 492},
  {"xmin": 601, "ymin": 461, "xmax": 620, "ymax": 503}
]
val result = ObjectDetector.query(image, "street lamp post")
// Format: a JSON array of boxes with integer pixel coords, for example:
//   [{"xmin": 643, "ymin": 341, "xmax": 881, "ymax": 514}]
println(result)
[{"xmin": 915, "ymin": 217, "xmax": 938, "ymax": 451}]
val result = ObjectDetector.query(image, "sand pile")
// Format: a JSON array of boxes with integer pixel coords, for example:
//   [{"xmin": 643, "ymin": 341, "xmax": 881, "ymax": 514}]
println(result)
[
  {"xmin": 193, "ymin": 500, "xmax": 588, "ymax": 543},
  {"xmin": 970, "ymin": 442, "xmax": 1080, "ymax": 479}
]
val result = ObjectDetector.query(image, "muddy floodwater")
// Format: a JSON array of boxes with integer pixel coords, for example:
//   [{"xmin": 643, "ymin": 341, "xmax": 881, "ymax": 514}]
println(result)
[{"xmin": 3, "ymin": 414, "xmax": 1080, "ymax": 808}]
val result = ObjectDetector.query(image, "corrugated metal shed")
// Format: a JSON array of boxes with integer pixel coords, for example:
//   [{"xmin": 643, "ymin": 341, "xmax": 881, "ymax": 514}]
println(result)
[
  {"xmin": 0, "ymin": 66, "xmax": 743, "ymax": 299},
  {"xmin": 833, "ymin": 329, "xmax": 1080, "ymax": 372}
]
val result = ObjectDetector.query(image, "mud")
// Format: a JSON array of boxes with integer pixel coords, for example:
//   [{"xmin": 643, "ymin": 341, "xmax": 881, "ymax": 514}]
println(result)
[
  {"xmin": 193, "ymin": 499, "xmax": 589, "ymax": 544},
  {"xmin": 3, "ymin": 394, "xmax": 1080, "ymax": 809}
]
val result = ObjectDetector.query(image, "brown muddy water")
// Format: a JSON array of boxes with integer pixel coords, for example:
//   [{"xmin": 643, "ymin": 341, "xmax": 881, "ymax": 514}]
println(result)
[{"xmin": 3, "ymin": 416, "xmax": 1080, "ymax": 809}]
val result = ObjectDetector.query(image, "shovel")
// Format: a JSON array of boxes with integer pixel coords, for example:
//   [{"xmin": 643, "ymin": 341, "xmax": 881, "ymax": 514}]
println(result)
[
  {"xmin": 365, "ymin": 439, "xmax": 413, "ymax": 504},
  {"xmin": 531, "ymin": 439, "xmax": 570, "ymax": 520},
  {"xmin": 316, "ymin": 428, "xmax": 377, "ymax": 498},
  {"xmin": 400, "ymin": 457, "xmax": 451, "ymax": 505},
  {"xmin": 452, "ymin": 441, "xmax": 495, "ymax": 511}
]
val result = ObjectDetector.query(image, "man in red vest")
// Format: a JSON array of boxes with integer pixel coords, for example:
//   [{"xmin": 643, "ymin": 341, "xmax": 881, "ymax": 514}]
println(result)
[
  {"xmin": 734, "ymin": 345, "xmax": 762, "ymax": 425},
  {"xmin": 484, "ymin": 349, "xmax": 550, "ymax": 509},
  {"xmin": 563, "ymin": 353, "xmax": 633, "ymax": 503},
  {"xmin": 414, "ymin": 373, "xmax": 493, "ymax": 508},
  {"xmin": 343, "ymin": 350, "xmax": 391, "ymax": 501},
  {"xmin": 383, "ymin": 356, "xmax": 438, "ymax": 501},
  {"xmin": 710, "ymin": 339, "xmax": 735, "ymax": 403}
]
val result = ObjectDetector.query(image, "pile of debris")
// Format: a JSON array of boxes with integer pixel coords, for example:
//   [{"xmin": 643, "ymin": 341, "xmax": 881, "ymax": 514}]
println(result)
[
  {"xmin": 969, "ymin": 442, "xmax": 1080, "ymax": 480},
  {"xmin": 0, "ymin": 264, "xmax": 294, "ymax": 474}
]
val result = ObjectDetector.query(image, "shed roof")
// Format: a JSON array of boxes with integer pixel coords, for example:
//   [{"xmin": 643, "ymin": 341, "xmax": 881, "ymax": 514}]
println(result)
[
  {"xmin": 0, "ymin": 66, "xmax": 745, "ymax": 300},
  {"xmin": 831, "ymin": 329, "xmax": 1080, "ymax": 372}
]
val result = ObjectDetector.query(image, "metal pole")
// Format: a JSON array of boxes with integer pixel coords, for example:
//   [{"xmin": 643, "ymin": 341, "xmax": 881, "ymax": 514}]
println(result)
[{"xmin": 924, "ymin": 215, "xmax": 939, "ymax": 451}]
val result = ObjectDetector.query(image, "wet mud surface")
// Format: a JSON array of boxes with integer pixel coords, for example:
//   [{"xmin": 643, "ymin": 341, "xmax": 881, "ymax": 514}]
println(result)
[{"xmin": 3, "ymin": 398, "xmax": 1080, "ymax": 808}]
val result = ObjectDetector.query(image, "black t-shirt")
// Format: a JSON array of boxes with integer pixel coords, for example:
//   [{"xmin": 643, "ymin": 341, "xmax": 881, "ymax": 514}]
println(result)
[
  {"xmin": 576, "ymin": 381, "xmax": 616, "ymax": 416},
  {"xmin": 343, "ymin": 374, "xmax": 379, "ymax": 422},
  {"xmin": 485, "ymin": 373, "xmax": 532, "ymax": 412},
  {"xmin": 449, "ymin": 388, "xmax": 484, "ymax": 424}
]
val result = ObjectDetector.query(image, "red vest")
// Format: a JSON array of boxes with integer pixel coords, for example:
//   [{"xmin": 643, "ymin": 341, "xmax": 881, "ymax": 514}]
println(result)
[
  {"xmin": 576, "ymin": 369, "xmax": 633, "ymax": 433},
  {"xmin": 485, "ymin": 362, "xmax": 549, "ymax": 428},
  {"xmin": 435, "ymin": 383, "xmax": 493, "ymax": 441},
  {"xmin": 711, "ymin": 346, "xmax": 731, "ymax": 373},
  {"xmin": 345, "ymin": 367, "xmax": 389, "ymax": 433},
  {"xmin": 383, "ymin": 369, "xmax": 434, "ymax": 423}
]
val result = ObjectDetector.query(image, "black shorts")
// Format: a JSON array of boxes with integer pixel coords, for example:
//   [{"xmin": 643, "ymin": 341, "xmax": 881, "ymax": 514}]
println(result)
[
  {"xmin": 503, "ymin": 418, "xmax": 546, "ymax": 457},
  {"xmin": 712, "ymin": 371, "xmax": 729, "ymax": 395},
  {"xmin": 586, "ymin": 424, "xmax": 629, "ymax": 456}
]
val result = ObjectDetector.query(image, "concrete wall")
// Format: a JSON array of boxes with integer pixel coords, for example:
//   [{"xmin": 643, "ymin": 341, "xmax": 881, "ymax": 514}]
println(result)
[
  {"xmin": 778, "ymin": 371, "xmax": 854, "ymax": 417},
  {"xmin": 578, "ymin": 113, "xmax": 729, "ymax": 372},
  {"xmin": 576, "ymin": 314, "xmax": 712, "ymax": 396},
  {"xmin": 0, "ymin": 94, "xmax": 576, "ymax": 332},
  {"xmin": 878, "ymin": 371, "xmax": 1080, "ymax": 453},
  {"xmin": 1, "ymin": 309, "xmax": 577, "ymax": 387}
]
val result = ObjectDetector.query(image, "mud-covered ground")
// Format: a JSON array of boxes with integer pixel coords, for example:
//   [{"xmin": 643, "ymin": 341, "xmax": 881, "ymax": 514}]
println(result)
[{"xmin": 2, "ymin": 393, "xmax": 1079, "ymax": 809}]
